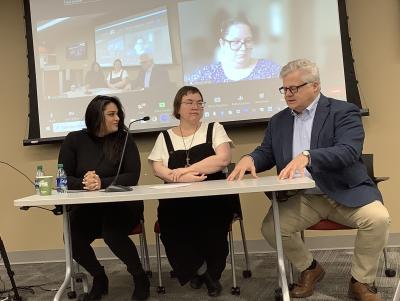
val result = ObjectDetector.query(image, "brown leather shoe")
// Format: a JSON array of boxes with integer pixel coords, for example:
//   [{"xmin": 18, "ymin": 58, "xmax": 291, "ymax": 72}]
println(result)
[
  {"xmin": 290, "ymin": 262, "xmax": 325, "ymax": 298},
  {"xmin": 349, "ymin": 280, "xmax": 381, "ymax": 301}
]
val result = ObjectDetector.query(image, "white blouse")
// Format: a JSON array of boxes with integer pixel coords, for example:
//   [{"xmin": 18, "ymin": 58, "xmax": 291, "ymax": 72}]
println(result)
[{"xmin": 148, "ymin": 122, "xmax": 232, "ymax": 167}]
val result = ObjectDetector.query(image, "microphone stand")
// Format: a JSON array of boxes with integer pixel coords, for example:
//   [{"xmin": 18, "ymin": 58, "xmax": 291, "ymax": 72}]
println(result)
[
  {"xmin": 105, "ymin": 116, "xmax": 149, "ymax": 192},
  {"xmin": 0, "ymin": 236, "xmax": 22, "ymax": 301}
]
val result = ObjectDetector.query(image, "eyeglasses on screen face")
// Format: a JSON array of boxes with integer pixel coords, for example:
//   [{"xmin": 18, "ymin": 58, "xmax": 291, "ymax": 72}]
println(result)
[{"xmin": 222, "ymin": 38, "xmax": 254, "ymax": 51}]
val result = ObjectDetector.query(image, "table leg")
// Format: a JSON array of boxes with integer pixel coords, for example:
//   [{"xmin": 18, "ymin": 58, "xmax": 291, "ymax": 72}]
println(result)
[
  {"xmin": 54, "ymin": 205, "xmax": 73, "ymax": 301},
  {"xmin": 393, "ymin": 279, "xmax": 400, "ymax": 301},
  {"xmin": 271, "ymin": 192, "xmax": 290, "ymax": 301}
]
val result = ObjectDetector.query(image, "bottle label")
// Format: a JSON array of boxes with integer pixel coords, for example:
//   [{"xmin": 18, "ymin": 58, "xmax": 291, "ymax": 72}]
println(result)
[{"xmin": 56, "ymin": 177, "xmax": 68, "ymax": 193}]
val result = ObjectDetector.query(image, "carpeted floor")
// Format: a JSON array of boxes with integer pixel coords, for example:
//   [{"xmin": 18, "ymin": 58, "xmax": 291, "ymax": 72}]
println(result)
[{"xmin": 1, "ymin": 248, "xmax": 399, "ymax": 300}]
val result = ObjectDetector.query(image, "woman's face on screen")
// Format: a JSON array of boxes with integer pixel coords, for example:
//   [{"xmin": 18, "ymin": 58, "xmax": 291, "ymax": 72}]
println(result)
[
  {"xmin": 93, "ymin": 63, "xmax": 100, "ymax": 72},
  {"xmin": 113, "ymin": 60, "xmax": 122, "ymax": 71},
  {"xmin": 99, "ymin": 102, "xmax": 120, "ymax": 136},
  {"xmin": 220, "ymin": 23, "xmax": 253, "ymax": 68}
]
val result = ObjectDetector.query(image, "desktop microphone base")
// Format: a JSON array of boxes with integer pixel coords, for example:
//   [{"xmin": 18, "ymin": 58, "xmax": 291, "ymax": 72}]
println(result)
[{"xmin": 105, "ymin": 185, "xmax": 133, "ymax": 192}]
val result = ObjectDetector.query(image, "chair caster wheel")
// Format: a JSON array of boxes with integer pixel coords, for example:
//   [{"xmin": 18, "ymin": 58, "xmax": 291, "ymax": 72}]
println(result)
[
  {"xmin": 385, "ymin": 268, "xmax": 396, "ymax": 277},
  {"xmin": 242, "ymin": 270, "xmax": 252, "ymax": 278},
  {"xmin": 157, "ymin": 286, "xmax": 166, "ymax": 294},
  {"xmin": 231, "ymin": 286, "xmax": 240, "ymax": 295},
  {"xmin": 67, "ymin": 291, "xmax": 77, "ymax": 299},
  {"xmin": 146, "ymin": 270, "xmax": 152, "ymax": 278},
  {"xmin": 74, "ymin": 272, "xmax": 85, "ymax": 283},
  {"xmin": 169, "ymin": 270, "xmax": 176, "ymax": 278},
  {"xmin": 274, "ymin": 288, "xmax": 283, "ymax": 301}
]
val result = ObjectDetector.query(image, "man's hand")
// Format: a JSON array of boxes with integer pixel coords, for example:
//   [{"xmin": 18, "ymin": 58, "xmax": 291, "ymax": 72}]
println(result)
[
  {"xmin": 278, "ymin": 153, "xmax": 309, "ymax": 180},
  {"xmin": 227, "ymin": 156, "xmax": 257, "ymax": 181}
]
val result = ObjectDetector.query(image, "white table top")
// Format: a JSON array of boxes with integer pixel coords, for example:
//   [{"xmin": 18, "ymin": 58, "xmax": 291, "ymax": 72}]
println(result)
[{"xmin": 14, "ymin": 176, "xmax": 315, "ymax": 207}]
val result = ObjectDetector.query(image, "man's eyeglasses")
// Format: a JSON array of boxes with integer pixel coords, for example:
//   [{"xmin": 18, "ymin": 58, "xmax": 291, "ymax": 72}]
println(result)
[
  {"xmin": 279, "ymin": 82, "xmax": 309, "ymax": 95},
  {"xmin": 181, "ymin": 101, "xmax": 206, "ymax": 108},
  {"xmin": 222, "ymin": 38, "xmax": 254, "ymax": 51}
]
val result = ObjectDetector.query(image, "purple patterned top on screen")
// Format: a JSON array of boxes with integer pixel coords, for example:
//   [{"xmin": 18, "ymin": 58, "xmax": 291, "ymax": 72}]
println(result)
[{"xmin": 185, "ymin": 59, "xmax": 281, "ymax": 84}]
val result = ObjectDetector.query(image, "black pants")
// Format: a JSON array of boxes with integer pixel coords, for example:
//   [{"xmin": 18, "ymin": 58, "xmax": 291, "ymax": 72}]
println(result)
[{"xmin": 69, "ymin": 202, "xmax": 144, "ymax": 276}]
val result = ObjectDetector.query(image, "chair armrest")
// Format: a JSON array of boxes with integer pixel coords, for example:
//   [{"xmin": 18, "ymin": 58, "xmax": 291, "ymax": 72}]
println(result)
[{"xmin": 374, "ymin": 176, "xmax": 389, "ymax": 184}]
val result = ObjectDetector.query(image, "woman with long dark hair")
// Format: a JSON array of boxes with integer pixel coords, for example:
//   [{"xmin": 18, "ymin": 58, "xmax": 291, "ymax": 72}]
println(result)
[{"xmin": 58, "ymin": 95, "xmax": 149, "ymax": 301}]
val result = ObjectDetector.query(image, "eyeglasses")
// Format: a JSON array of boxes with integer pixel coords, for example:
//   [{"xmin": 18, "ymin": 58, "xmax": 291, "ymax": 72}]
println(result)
[
  {"xmin": 222, "ymin": 38, "xmax": 254, "ymax": 51},
  {"xmin": 279, "ymin": 82, "xmax": 309, "ymax": 95},
  {"xmin": 181, "ymin": 101, "xmax": 206, "ymax": 108}
]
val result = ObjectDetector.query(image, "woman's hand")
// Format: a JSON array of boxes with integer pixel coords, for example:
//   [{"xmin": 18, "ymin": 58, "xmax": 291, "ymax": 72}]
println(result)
[
  {"xmin": 170, "ymin": 167, "xmax": 193, "ymax": 182},
  {"xmin": 180, "ymin": 171, "xmax": 207, "ymax": 183},
  {"xmin": 82, "ymin": 171, "xmax": 102, "ymax": 191}
]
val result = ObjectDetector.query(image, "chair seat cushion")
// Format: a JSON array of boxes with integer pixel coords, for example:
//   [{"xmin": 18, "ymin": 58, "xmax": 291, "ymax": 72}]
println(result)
[
  {"xmin": 307, "ymin": 219, "xmax": 353, "ymax": 230},
  {"xmin": 130, "ymin": 223, "xmax": 143, "ymax": 235}
]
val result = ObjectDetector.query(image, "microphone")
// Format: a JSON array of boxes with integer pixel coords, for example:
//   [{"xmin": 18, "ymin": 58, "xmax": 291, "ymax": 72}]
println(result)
[{"xmin": 105, "ymin": 116, "xmax": 150, "ymax": 192}]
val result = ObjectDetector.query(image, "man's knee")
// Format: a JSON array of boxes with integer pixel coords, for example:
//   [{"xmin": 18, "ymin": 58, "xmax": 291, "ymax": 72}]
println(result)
[
  {"xmin": 261, "ymin": 213, "xmax": 276, "ymax": 246},
  {"xmin": 360, "ymin": 203, "xmax": 390, "ymax": 231},
  {"xmin": 371, "ymin": 208, "xmax": 390, "ymax": 231}
]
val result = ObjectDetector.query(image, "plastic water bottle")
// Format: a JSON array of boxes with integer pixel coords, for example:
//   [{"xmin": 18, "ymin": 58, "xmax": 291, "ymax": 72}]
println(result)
[
  {"xmin": 34, "ymin": 165, "xmax": 44, "ymax": 195},
  {"xmin": 56, "ymin": 163, "xmax": 68, "ymax": 193}
]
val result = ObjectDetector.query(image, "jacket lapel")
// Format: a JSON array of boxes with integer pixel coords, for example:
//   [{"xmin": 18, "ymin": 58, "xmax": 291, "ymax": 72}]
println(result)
[{"xmin": 310, "ymin": 94, "xmax": 330, "ymax": 149}]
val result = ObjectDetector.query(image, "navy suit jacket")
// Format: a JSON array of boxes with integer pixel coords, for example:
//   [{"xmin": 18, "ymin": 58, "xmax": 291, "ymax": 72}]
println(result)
[{"xmin": 250, "ymin": 94, "xmax": 382, "ymax": 207}]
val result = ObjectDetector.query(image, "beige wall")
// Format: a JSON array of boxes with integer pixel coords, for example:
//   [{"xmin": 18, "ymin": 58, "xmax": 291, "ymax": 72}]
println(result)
[{"xmin": 0, "ymin": 0, "xmax": 399, "ymax": 252}]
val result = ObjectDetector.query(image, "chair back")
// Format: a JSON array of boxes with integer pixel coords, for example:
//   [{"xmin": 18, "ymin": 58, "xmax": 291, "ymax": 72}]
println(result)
[{"xmin": 361, "ymin": 153, "xmax": 374, "ymax": 179}]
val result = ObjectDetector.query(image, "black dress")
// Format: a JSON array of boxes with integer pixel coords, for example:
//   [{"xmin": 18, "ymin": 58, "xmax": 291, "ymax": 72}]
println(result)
[{"xmin": 158, "ymin": 123, "xmax": 238, "ymax": 285}]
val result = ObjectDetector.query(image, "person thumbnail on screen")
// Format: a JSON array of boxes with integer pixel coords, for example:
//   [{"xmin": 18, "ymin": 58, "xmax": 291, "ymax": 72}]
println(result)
[
  {"xmin": 85, "ymin": 62, "xmax": 106, "ymax": 89},
  {"xmin": 185, "ymin": 18, "xmax": 281, "ymax": 85},
  {"xmin": 107, "ymin": 58, "xmax": 130, "ymax": 90},
  {"xmin": 134, "ymin": 37, "xmax": 152, "ymax": 57},
  {"xmin": 130, "ymin": 53, "xmax": 171, "ymax": 90}
]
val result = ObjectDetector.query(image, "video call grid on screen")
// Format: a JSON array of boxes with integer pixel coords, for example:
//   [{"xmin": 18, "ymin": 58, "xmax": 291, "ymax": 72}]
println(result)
[{"xmin": 28, "ymin": 0, "xmax": 346, "ymax": 139}]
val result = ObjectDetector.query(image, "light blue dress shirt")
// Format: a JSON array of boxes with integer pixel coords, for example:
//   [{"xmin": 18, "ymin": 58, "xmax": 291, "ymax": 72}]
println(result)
[
  {"xmin": 292, "ymin": 94, "xmax": 320, "ymax": 180},
  {"xmin": 144, "ymin": 65, "xmax": 153, "ymax": 88}
]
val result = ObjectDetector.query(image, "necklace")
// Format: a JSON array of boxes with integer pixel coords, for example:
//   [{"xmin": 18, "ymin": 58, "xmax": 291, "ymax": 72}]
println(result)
[{"xmin": 179, "ymin": 124, "xmax": 199, "ymax": 167}]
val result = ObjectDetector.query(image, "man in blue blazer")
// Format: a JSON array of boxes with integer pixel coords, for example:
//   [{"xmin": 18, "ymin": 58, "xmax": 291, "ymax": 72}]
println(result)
[{"xmin": 228, "ymin": 59, "xmax": 390, "ymax": 301}]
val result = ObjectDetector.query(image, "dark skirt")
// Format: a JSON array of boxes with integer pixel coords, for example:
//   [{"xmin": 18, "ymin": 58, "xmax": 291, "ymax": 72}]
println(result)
[{"xmin": 158, "ymin": 194, "xmax": 238, "ymax": 285}]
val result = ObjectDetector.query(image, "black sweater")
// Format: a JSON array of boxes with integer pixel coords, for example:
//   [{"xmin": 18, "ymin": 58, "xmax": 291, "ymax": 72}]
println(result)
[{"xmin": 58, "ymin": 130, "xmax": 141, "ymax": 190}]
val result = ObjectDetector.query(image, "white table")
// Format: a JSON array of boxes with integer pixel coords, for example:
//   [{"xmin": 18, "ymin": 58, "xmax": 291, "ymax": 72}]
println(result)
[{"xmin": 14, "ymin": 176, "xmax": 315, "ymax": 301}]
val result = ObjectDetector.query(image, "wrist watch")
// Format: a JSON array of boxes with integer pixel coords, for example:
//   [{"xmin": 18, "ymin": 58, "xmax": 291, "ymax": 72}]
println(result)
[{"xmin": 302, "ymin": 150, "xmax": 310, "ymax": 164}]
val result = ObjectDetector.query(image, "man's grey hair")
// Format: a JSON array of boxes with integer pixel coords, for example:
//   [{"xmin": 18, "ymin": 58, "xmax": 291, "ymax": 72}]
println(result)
[{"xmin": 279, "ymin": 59, "xmax": 320, "ymax": 83}]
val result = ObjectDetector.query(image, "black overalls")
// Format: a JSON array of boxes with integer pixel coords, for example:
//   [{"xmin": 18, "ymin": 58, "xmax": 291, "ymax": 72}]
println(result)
[
  {"xmin": 158, "ymin": 123, "xmax": 238, "ymax": 285},
  {"xmin": 109, "ymin": 71, "xmax": 123, "ymax": 85}
]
